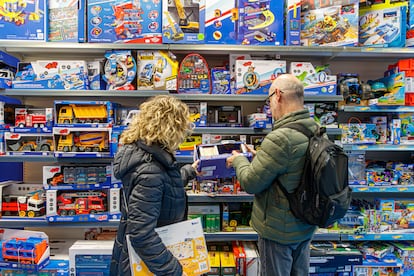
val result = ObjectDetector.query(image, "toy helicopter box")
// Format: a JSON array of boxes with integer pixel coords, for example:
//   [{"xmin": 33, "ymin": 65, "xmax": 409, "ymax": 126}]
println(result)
[
  {"xmin": 47, "ymin": 0, "xmax": 86, "ymax": 42},
  {"xmin": 136, "ymin": 50, "xmax": 179, "ymax": 90},
  {"xmin": 0, "ymin": 228, "xmax": 50, "ymax": 271},
  {"xmin": 234, "ymin": 59, "xmax": 286, "ymax": 95},
  {"xmin": 300, "ymin": 1, "xmax": 359, "ymax": 47},
  {"xmin": 359, "ymin": 1, "xmax": 407, "ymax": 47},
  {"xmin": 195, "ymin": 142, "xmax": 252, "ymax": 180},
  {"xmin": 162, "ymin": 0, "xmax": 205, "ymax": 44},
  {"xmin": 0, "ymin": 0, "xmax": 46, "ymax": 41},
  {"xmin": 290, "ymin": 62, "xmax": 337, "ymax": 96},
  {"xmin": 204, "ymin": 0, "xmax": 237, "ymax": 45},
  {"xmin": 87, "ymin": 0, "xmax": 162, "ymax": 44},
  {"xmin": 12, "ymin": 60, "xmax": 88, "ymax": 90}
]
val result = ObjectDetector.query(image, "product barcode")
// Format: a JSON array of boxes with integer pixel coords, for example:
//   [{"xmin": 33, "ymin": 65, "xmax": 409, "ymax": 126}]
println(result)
[{"xmin": 199, "ymin": 261, "xmax": 208, "ymax": 271}]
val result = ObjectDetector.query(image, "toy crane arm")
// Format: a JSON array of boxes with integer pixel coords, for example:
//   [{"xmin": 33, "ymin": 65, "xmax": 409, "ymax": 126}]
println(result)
[{"xmin": 174, "ymin": 0, "xmax": 188, "ymax": 26}]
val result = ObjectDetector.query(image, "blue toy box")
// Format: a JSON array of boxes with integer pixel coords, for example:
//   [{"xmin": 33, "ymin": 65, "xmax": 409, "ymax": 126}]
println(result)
[
  {"xmin": 0, "ymin": 51, "xmax": 19, "ymax": 89},
  {"xmin": 47, "ymin": 0, "xmax": 86, "ymax": 42},
  {"xmin": 286, "ymin": 0, "xmax": 301, "ymax": 46},
  {"xmin": 87, "ymin": 0, "xmax": 162, "ymax": 43},
  {"xmin": 204, "ymin": 0, "xmax": 237, "ymax": 44},
  {"xmin": 0, "ymin": 0, "xmax": 47, "ymax": 41}
]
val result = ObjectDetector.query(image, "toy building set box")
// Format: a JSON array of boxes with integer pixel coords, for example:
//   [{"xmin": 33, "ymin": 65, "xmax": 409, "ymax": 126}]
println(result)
[
  {"xmin": 300, "ymin": 0, "xmax": 359, "ymax": 47},
  {"xmin": 204, "ymin": 0, "xmax": 284, "ymax": 46},
  {"xmin": 87, "ymin": 0, "xmax": 162, "ymax": 43},
  {"xmin": 0, "ymin": 0, "xmax": 46, "ymax": 41},
  {"xmin": 47, "ymin": 0, "xmax": 86, "ymax": 42},
  {"xmin": 359, "ymin": 0, "xmax": 408, "ymax": 48},
  {"xmin": 162, "ymin": 0, "xmax": 205, "ymax": 44}
]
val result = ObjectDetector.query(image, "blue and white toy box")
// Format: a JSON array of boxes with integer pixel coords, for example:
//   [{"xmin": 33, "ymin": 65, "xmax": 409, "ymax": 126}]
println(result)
[
  {"xmin": 87, "ymin": 60, "xmax": 105, "ymax": 90},
  {"xmin": 359, "ymin": 1, "xmax": 407, "ymax": 47},
  {"xmin": 12, "ymin": 60, "xmax": 88, "ymax": 90},
  {"xmin": 204, "ymin": 0, "xmax": 236, "ymax": 44},
  {"xmin": 47, "ymin": 0, "xmax": 86, "ymax": 42},
  {"xmin": 87, "ymin": 0, "xmax": 162, "ymax": 44},
  {"xmin": 234, "ymin": 59, "xmax": 286, "ymax": 94},
  {"xmin": 195, "ymin": 142, "xmax": 252, "ymax": 180},
  {"xmin": 162, "ymin": 0, "xmax": 205, "ymax": 44},
  {"xmin": 0, "ymin": 0, "xmax": 46, "ymax": 41},
  {"xmin": 290, "ymin": 62, "xmax": 337, "ymax": 96},
  {"xmin": 301, "ymin": 1, "xmax": 359, "ymax": 47},
  {"xmin": 5, "ymin": 132, "xmax": 54, "ymax": 156},
  {"xmin": 286, "ymin": 0, "xmax": 301, "ymax": 46},
  {"xmin": 211, "ymin": 67, "xmax": 231, "ymax": 94},
  {"xmin": 0, "ymin": 51, "xmax": 19, "ymax": 89}
]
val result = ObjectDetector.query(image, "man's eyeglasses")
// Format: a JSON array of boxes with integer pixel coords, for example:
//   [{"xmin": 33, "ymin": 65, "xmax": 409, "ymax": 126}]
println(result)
[{"xmin": 265, "ymin": 89, "xmax": 284, "ymax": 105}]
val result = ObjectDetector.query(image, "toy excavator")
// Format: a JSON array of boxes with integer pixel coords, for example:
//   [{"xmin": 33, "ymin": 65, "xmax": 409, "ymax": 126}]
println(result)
[{"xmin": 174, "ymin": 0, "xmax": 199, "ymax": 32}]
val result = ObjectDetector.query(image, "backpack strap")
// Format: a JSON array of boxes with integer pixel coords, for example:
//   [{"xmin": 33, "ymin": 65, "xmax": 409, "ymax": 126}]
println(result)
[{"xmin": 282, "ymin": 122, "xmax": 314, "ymax": 138}]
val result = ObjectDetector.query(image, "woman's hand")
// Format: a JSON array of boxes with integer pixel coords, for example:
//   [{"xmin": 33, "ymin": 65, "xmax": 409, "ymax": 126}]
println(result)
[{"xmin": 191, "ymin": 160, "xmax": 204, "ymax": 176}]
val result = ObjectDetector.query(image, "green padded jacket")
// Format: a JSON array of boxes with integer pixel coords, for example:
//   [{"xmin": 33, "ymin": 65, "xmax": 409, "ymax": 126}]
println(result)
[{"xmin": 232, "ymin": 109, "xmax": 318, "ymax": 244}]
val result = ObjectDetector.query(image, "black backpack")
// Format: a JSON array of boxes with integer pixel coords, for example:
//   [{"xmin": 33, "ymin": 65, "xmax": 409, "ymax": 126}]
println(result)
[{"xmin": 276, "ymin": 123, "xmax": 352, "ymax": 228}]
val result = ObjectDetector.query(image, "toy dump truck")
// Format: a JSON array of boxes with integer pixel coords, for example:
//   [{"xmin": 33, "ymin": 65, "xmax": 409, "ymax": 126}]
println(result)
[{"xmin": 57, "ymin": 104, "xmax": 108, "ymax": 124}]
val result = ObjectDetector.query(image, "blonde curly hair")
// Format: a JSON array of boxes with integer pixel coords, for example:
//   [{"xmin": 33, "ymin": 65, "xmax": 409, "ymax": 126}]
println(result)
[{"xmin": 120, "ymin": 95, "xmax": 193, "ymax": 153}]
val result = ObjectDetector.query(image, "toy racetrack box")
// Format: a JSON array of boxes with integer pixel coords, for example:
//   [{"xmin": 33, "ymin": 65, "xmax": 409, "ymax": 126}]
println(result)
[
  {"xmin": 162, "ymin": 0, "xmax": 205, "ymax": 44},
  {"xmin": 47, "ymin": 0, "xmax": 86, "ymax": 42},
  {"xmin": 0, "ymin": 0, "xmax": 46, "ymax": 41},
  {"xmin": 12, "ymin": 60, "xmax": 88, "ymax": 90},
  {"xmin": 195, "ymin": 142, "xmax": 252, "ymax": 180},
  {"xmin": 300, "ymin": 0, "xmax": 359, "ymax": 47},
  {"xmin": 359, "ymin": 0, "xmax": 408, "ymax": 47},
  {"xmin": 127, "ymin": 217, "xmax": 210, "ymax": 276},
  {"xmin": 87, "ymin": 0, "xmax": 162, "ymax": 43},
  {"xmin": 234, "ymin": 59, "xmax": 286, "ymax": 94},
  {"xmin": 0, "ymin": 228, "xmax": 50, "ymax": 271},
  {"xmin": 103, "ymin": 50, "xmax": 137, "ymax": 90},
  {"xmin": 137, "ymin": 50, "xmax": 178, "ymax": 90}
]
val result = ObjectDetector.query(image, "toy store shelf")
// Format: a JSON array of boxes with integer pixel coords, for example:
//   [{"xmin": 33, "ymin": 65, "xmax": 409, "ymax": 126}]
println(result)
[
  {"xmin": 0, "ymin": 155, "xmax": 113, "ymax": 163},
  {"xmin": 342, "ymin": 106, "xmax": 414, "ymax": 113},
  {"xmin": 0, "ymin": 218, "xmax": 121, "ymax": 228},
  {"xmin": 204, "ymin": 231, "xmax": 258, "ymax": 242},
  {"xmin": 342, "ymin": 144, "xmax": 414, "ymax": 151},
  {"xmin": 341, "ymin": 233, "xmax": 414, "ymax": 241},
  {"xmin": 350, "ymin": 185, "xmax": 414, "ymax": 193},
  {"xmin": 194, "ymin": 127, "xmax": 270, "ymax": 135},
  {"xmin": 187, "ymin": 192, "xmax": 254, "ymax": 203}
]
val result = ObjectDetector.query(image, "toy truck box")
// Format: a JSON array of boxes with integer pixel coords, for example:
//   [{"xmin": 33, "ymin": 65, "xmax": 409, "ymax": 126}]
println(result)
[
  {"xmin": 234, "ymin": 59, "xmax": 286, "ymax": 95},
  {"xmin": 12, "ymin": 60, "xmax": 88, "ymax": 90},
  {"xmin": 0, "ymin": 0, "xmax": 46, "ymax": 41},
  {"xmin": 46, "ymin": 188, "xmax": 120, "ymax": 222},
  {"xmin": 47, "ymin": 0, "xmax": 86, "ymax": 42},
  {"xmin": 162, "ymin": 0, "xmax": 205, "ymax": 44},
  {"xmin": 87, "ymin": 0, "xmax": 162, "ymax": 44},
  {"xmin": 43, "ymin": 165, "xmax": 119, "ymax": 190},
  {"xmin": 0, "ymin": 51, "xmax": 20, "ymax": 89},
  {"xmin": 188, "ymin": 102, "xmax": 207, "ymax": 127},
  {"xmin": 54, "ymin": 100, "xmax": 115, "ymax": 128},
  {"xmin": 195, "ymin": 142, "xmax": 252, "ymax": 180},
  {"xmin": 136, "ymin": 50, "xmax": 179, "ymax": 90},
  {"xmin": 0, "ymin": 228, "xmax": 50, "ymax": 271},
  {"xmin": 301, "ymin": 1, "xmax": 359, "ymax": 47},
  {"xmin": 12, "ymin": 107, "xmax": 53, "ymax": 133},
  {"xmin": 359, "ymin": 0, "xmax": 408, "ymax": 47},
  {"xmin": 0, "ymin": 96, "xmax": 24, "ymax": 129},
  {"xmin": 0, "ymin": 181, "xmax": 45, "ymax": 218},
  {"xmin": 290, "ymin": 62, "xmax": 337, "ymax": 96},
  {"xmin": 53, "ymin": 127, "xmax": 111, "ymax": 158},
  {"xmin": 5, "ymin": 132, "xmax": 54, "ymax": 156}
]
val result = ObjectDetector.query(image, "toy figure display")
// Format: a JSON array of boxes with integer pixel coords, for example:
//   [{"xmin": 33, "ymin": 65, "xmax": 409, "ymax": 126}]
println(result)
[
  {"xmin": 0, "ymin": 0, "xmax": 46, "ymax": 41},
  {"xmin": 102, "ymin": 50, "xmax": 136, "ymax": 90},
  {"xmin": 301, "ymin": 1, "xmax": 359, "ymax": 46},
  {"xmin": 178, "ymin": 53, "xmax": 210, "ymax": 94}
]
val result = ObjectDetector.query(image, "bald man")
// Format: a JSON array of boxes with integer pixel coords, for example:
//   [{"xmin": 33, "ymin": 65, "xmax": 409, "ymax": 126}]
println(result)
[{"xmin": 227, "ymin": 74, "xmax": 318, "ymax": 276}]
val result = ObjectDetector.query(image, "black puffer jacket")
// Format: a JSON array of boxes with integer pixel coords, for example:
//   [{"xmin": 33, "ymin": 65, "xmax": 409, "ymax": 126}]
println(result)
[{"xmin": 110, "ymin": 140, "xmax": 196, "ymax": 276}]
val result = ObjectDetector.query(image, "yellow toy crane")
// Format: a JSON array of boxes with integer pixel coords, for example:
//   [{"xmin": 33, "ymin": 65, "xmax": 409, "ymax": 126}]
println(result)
[
  {"xmin": 173, "ymin": 0, "xmax": 199, "ymax": 32},
  {"xmin": 163, "ymin": 11, "xmax": 184, "ymax": 41}
]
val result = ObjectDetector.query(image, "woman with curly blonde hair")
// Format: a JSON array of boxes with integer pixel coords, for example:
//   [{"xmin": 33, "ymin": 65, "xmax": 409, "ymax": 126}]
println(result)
[{"xmin": 111, "ymin": 95, "xmax": 199, "ymax": 276}]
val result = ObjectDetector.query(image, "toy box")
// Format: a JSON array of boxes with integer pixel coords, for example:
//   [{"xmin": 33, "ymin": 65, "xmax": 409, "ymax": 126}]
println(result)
[
  {"xmin": 348, "ymin": 151, "xmax": 366, "ymax": 185},
  {"xmin": 54, "ymin": 100, "xmax": 115, "ymax": 128},
  {"xmin": 187, "ymin": 102, "xmax": 207, "ymax": 127},
  {"xmin": 47, "ymin": 0, "xmax": 86, "ymax": 42},
  {"xmin": 234, "ymin": 59, "xmax": 286, "ymax": 95},
  {"xmin": 178, "ymin": 53, "xmax": 210, "ymax": 94},
  {"xmin": 207, "ymin": 105, "xmax": 242, "ymax": 127},
  {"xmin": 204, "ymin": 0, "xmax": 237, "ymax": 45},
  {"xmin": 162, "ymin": 0, "xmax": 205, "ymax": 44},
  {"xmin": 12, "ymin": 60, "xmax": 88, "ymax": 90},
  {"xmin": 0, "ymin": 97, "xmax": 24, "ymax": 129},
  {"xmin": 340, "ymin": 123, "xmax": 378, "ymax": 144},
  {"xmin": 43, "ymin": 165, "xmax": 118, "ymax": 190},
  {"xmin": 359, "ymin": 0, "xmax": 407, "ymax": 47},
  {"xmin": 222, "ymin": 202, "xmax": 253, "ymax": 232},
  {"xmin": 314, "ymin": 102, "xmax": 338, "ymax": 128},
  {"xmin": 368, "ymin": 72, "xmax": 405, "ymax": 106},
  {"xmin": 127, "ymin": 217, "xmax": 210, "ymax": 276},
  {"xmin": 286, "ymin": 0, "xmax": 301, "ymax": 46},
  {"xmin": 137, "ymin": 50, "xmax": 178, "ymax": 90},
  {"xmin": 11, "ymin": 107, "xmax": 53, "ymax": 133},
  {"xmin": 87, "ymin": 0, "xmax": 162, "ymax": 44},
  {"xmin": 290, "ymin": 62, "xmax": 337, "ymax": 96},
  {"xmin": 0, "ymin": 0, "xmax": 46, "ymax": 41},
  {"xmin": 301, "ymin": 1, "xmax": 359, "ymax": 47},
  {"xmin": 371, "ymin": 116, "xmax": 387, "ymax": 143},
  {"xmin": 46, "ymin": 188, "xmax": 120, "ymax": 222},
  {"xmin": 102, "ymin": 50, "xmax": 137, "ymax": 90},
  {"xmin": 195, "ymin": 142, "xmax": 252, "ymax": 180},
  {"xmin": 247, "ymin": 113, "xmax": 268, "ymax": 128},
  {"xmin": 187, "ymin": 204, "xmax": 220, "ymax": 233},
  {"xmin": 399, "ymin": 113, "xmax": 414, "ymax": 144},
  {"xmin": 177, "ymin": 135, "xmax": 202, "ymax": 156},
  {"xmin": 0, "ymin": 229, "xmax": 50, "ymax": 271},
  {"xmin": 5, "ymin": 132, "xmax": 54, "ymax": 155},
  {"xmin": 69, "ymin": 240, "xmax": 113, "ymax": 276},
  {"xmin": 0, "ymin": 181, "xmax": 45, "ymax": 218},
  {"xmin": 87, "ymin": 60, "xmax": 105, "ymax": 90},
  {"xmin": 0, "ymin": 51, "xmax": 19, "ymax": 89},
  {"xmin": 211, "ymin": 67, "xmax": 231, "ymax": 94}
]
